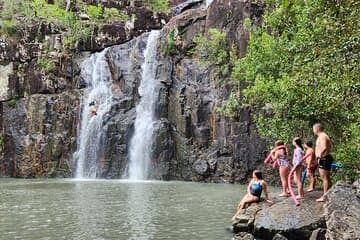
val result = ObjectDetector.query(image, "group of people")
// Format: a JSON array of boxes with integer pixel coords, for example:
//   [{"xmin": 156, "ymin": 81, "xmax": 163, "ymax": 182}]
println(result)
[{"xmin": 232, "ymin": 123, "xmax": 333, "ymax": 221}]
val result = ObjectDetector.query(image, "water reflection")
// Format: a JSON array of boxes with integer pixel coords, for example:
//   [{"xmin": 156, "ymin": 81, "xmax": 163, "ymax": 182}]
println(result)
[
  {"xmin": 126, "ymin": 183, "xmax": 156, "ymax": 240},
  {"xmin": 0, "ymin": 179, "xmax": 250, "ymax": 240}
]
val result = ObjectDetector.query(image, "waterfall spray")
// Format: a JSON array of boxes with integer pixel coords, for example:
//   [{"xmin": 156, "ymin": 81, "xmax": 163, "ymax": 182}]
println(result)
[{"xmin": 128, "ymin": 30, "xmax": 160, "ymax": 180}]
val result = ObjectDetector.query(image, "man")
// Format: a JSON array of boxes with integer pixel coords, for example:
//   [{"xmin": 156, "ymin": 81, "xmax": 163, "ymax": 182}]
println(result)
[{"xmin": 313, "ymin": 123, "xmax": 333, "ymax": 202}]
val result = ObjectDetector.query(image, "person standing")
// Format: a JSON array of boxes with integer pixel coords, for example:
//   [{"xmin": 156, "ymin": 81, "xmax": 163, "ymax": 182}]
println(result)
[
  {"xmin": 292, "ymin": 137, "xmax": 305, "ymax": 199},
  {"xmin": 313, "ymin": 123, "xmax": 333, "ymax": 202}
]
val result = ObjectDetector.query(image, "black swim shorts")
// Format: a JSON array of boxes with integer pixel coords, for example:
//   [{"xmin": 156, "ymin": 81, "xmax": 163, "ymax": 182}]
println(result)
[{"xmin": 317, "ymin": 155, "xmax": 334, "ymax": 171}]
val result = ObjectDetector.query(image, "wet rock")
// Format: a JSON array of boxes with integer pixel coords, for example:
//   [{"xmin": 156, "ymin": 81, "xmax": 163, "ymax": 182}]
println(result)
[
  {"xmin": 233, "ymin": 232, "xmax": 255, "ymax": 240},
  {"xmin": 171, "ymin": 0, "xmax": 203, "ymax": 15},
  {"xmin": 324, "ymin": 181, "xmax": 360, "ymax": 240},
  {"xmin": 233, "ymin": 204, "xmax": 261, "ymax": 233}
]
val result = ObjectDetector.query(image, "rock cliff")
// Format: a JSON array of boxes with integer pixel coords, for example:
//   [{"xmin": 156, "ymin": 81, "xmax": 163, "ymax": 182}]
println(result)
[{"xmin": 0, "ymin": 0, "xmax": 271, "ymax": 181}]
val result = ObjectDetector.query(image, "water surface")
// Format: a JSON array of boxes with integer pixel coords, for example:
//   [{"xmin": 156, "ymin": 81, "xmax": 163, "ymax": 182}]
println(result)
[{"xmin": 0, "ymin": 179, "xmax": 253, "ymax": 240}]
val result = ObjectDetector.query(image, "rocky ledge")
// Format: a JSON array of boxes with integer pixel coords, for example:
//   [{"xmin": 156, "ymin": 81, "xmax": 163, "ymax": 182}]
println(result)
[{"xmin": 232, "ymin": 181, "xmax": 360, "ymax": 240}]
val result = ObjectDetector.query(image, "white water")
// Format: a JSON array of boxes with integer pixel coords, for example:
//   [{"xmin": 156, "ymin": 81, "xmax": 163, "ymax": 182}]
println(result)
[
  {"xmin": 74, "ymin": 50, "xmax": 113, "ymax": 179},
  {"xmin": 206, "ymin": 0, "xmax": 214, "ymax": 7},
  {"xmin": 128, "ymin": 30, "xmax": 160, "ymax": 180}
]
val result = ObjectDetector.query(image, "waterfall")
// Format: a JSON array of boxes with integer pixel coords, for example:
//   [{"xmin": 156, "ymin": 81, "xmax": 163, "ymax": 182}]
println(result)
[
  {"xmin": 128, "ymin": 30, "xmax": 160, "ymax": 180},
  {"xmin": 205, "ymin": 0, "xmax": 214, "ymax": 7},
  {"xmin": 74, "ymin": 50, "xmax": 113, "ymax": 179}
]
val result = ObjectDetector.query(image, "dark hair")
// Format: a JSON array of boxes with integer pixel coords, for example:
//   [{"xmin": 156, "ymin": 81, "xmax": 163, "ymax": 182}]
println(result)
[
  {"xmin": 253, "ymin": 170, "xmax": 263, "ymax": 180},
  {"xmin": 293, "ymin": 137, "xmax": 303, "ymax": 150},
  {"xmin": 275, "ymin": 140, "xmax": 284, "ymax": 147},
  {"xmin": 304, "ymin": 140, "xmax": 313, "ymax": 148}
]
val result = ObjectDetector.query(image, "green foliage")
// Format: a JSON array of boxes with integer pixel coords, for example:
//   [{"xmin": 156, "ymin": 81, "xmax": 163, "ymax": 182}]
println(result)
[
  {"xmin": 145, "ymin": 0, "xmax": 169, "ymax": 13},
  {"xmin": 85, "ymin": 4, "xmax": 103, "ymax": 21},
  {"xmin": 194, "ymin": 28, "xmax": 231, "ymax": 80},
  {"xmin": 0, "ymin": 0, "xmax": 129, "ymax": 49},
  {"xmin": 223, "ymin": 0, "xmax": 360, "ymax": 180},
  {"xmin": 38, "ymin": 56, "xmax": 56, "ymax": 73},
  {"xmin": 6, "ymin": 99, "xmax": 17, "ymax": 108},
  {"xmin": 104, "ymin": 7, "xmax": 129, "ymax": 22},
  {"xmin": 164, "ymin": 29, "xmax": 177, "ymax": 56}
]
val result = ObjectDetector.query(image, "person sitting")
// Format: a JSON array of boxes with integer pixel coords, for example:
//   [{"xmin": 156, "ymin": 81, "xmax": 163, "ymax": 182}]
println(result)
[
  {"xmin": 232, "ymin": 170, "xmax": 273, "ymax": 221},
  {"xmin": 89, "ymin": 100, "xmax": 98, "ymax": 116},
  {"xmin": 303, "ymin": 140, "xmax": 317, "ymax": 192}
]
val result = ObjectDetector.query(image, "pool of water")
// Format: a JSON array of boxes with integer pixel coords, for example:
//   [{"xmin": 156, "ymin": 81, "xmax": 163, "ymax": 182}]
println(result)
[{"xmin": 0, "ymin": 179, "xmax": 252, "ymax": 240}]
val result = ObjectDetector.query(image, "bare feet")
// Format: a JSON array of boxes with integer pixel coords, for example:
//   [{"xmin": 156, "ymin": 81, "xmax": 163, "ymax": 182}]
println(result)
[
  {"xmin": 316, "ymin": 196, "xmax": 325, "ymax": 202},
  {"xmin": 295, "ymin": 195, "xmax": 304, "ymax": 200},
  {"xmin": 279, "ymin": 193, "xmax": 290, "ymax": 197},
  {"xmin": 307, "ymin": 188, "xmax": 314, "ymax": 192}
]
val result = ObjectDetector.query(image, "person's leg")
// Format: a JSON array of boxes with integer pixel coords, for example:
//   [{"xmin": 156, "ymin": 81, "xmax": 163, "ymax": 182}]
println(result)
[
  {"xmin": 316, "ymin": 168, "xmax": 331, "ymax": 202},
  {"xmin": 232, "ymin": 195, "xmax": 259, "ymax": 221},
  {"xmin": 307, "ymin": 169, "xmax": 315, "ymax": 191},
  {"xmin": 279, "ymin": 167, "xmax": 289, "ymax": 196},
  {"xmin": 295, "ymin": 167, "xmax": 304, "ymax": 198}
]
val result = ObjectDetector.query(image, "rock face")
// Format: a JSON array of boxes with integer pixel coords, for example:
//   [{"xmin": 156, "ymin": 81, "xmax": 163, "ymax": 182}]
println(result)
[
  {"xmin": 324, "ymin": 180, "xmax": 360, "ymax": 240},
  {"xmin": 0, "ymin": 0, "xmax": 270, "ymax": 180},
  {"xmin": 0, "ymin": 91, "xmax": 80, "ymax": 177}
]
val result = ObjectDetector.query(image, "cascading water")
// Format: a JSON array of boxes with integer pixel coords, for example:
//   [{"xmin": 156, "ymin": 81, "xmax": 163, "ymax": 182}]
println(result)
[
  {"xmin": 74, "ymin": 50, "xmax": 113, "ymax": 179},
  {"xmin": 128, "ymin": 30, "xmax": 160, "ymax": 181}
]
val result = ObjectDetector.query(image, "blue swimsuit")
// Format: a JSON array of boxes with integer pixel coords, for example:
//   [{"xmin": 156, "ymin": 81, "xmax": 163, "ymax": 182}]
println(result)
[{"xmin": 250, "ymin": 181, "xmax": 263, "ymax": 198}]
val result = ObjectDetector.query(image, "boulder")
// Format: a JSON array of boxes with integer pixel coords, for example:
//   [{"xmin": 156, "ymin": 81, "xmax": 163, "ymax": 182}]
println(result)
[
  {"xmin": 233, "ymin": 232, "xmax": 255, "ymax": 240},
  {"xmin": 324, "ymin": 181, "xmax": 360, "ymax": 240},
  {"xmin": 253, "ymin": 191, "xmax": 325, "ymax": 239},
  {"xmin": 232, "ymin": 191, "xmax": 326, "ymax": 240}
]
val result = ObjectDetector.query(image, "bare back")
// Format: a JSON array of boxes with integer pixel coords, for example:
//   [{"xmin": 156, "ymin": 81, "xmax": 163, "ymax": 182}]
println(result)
[{"xmin": 315, "ymin": 132, "xmax": 331, "ymax": 158}]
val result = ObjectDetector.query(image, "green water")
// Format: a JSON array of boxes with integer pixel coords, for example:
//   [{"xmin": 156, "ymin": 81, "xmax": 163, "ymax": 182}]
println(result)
[{"xmin": 0, "ymin": 179, "xmax": 250, "ymax": 240}]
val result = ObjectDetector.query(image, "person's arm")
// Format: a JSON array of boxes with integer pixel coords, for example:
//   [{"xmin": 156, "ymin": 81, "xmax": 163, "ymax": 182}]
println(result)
[
  {"xmin": 247, "ymin": 180, "xmax": 253, "ymax": 195},
  {"xmin": 272, "ymin": 150, "xmax": 279, "ymax": 161},
  {"xmin": 262, "ymin": 182, "xmax": 273, "ymax": 203}
]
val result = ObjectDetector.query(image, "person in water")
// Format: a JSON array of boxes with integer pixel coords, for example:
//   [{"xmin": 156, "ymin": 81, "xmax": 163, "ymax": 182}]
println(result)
[
  {"xmin": 292, "ymin": 137, "xmax": 305, "ymax": 199},
  {"xmin": 313, "ymin": 123, "xmax": 333, "ymax": 202},
  {"xmin": 303, "ymin": 140, "xmax": 316, "ymax": 192},
  {"xmin": 89, "ymin": 100, "xmax": 98, "ymax": 116},
  {"xmin": 271, "ymin": 140, "xmax": 290, "ymax": 197},
  {"xmin": 232, "ymin": 170, "xmax": 272, "ymax": 221}
]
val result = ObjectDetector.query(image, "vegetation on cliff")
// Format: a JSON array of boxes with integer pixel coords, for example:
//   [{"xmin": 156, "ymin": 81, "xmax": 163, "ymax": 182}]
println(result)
[
  {"xmin": 196, "ymin": 0, "xmax": 359, "ymax": 181},
  {"xmin": 0, "ymin": 0, "xmax": 129, "ymax": 50}
]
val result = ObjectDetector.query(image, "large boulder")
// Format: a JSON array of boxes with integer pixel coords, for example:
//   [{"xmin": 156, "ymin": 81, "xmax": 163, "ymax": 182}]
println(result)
[
  {"xmin": 324, "ymin": 180, "xmax": 360, "ymax": 240},
  {"xmin": 232, "ymin": 191, "xmax": 326, "ymax": 240},
  {"xmin": 253, "ymin": 191, "xmax": 325, "ymax": 239}
]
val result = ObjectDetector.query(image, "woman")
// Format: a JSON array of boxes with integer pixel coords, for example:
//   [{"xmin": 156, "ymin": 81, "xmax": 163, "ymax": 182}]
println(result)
[
  {"xmin": 272, "ymin": 140, "xmax": 290, "ymax": 197},
  {"xmin": 303, "ymin": 140, "xmax": 316, "ymax": 192},
  {"xmin": 232, "ymin": 170, "xmax": 272, "ymax": 221},
  {"xmin": 292, "ymin": 137, "xmax": 305, "ymax": 199}
]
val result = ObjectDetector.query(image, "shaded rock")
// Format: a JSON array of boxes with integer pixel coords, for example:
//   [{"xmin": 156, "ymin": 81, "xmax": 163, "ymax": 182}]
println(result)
[
  {"xmin": 272, "ymin": 233, "xmax": 288, "ymax": 240},
  {"xmin": 233, "ymin": 204, "xmax": 261, "ymax": 233},
  {"xmin": 324, "ymin": 181, "xmax": 360, "ymax": 240},
  {"xmin": 310, "ymin": 228, "xmax": 326, "ymax": 240}
]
